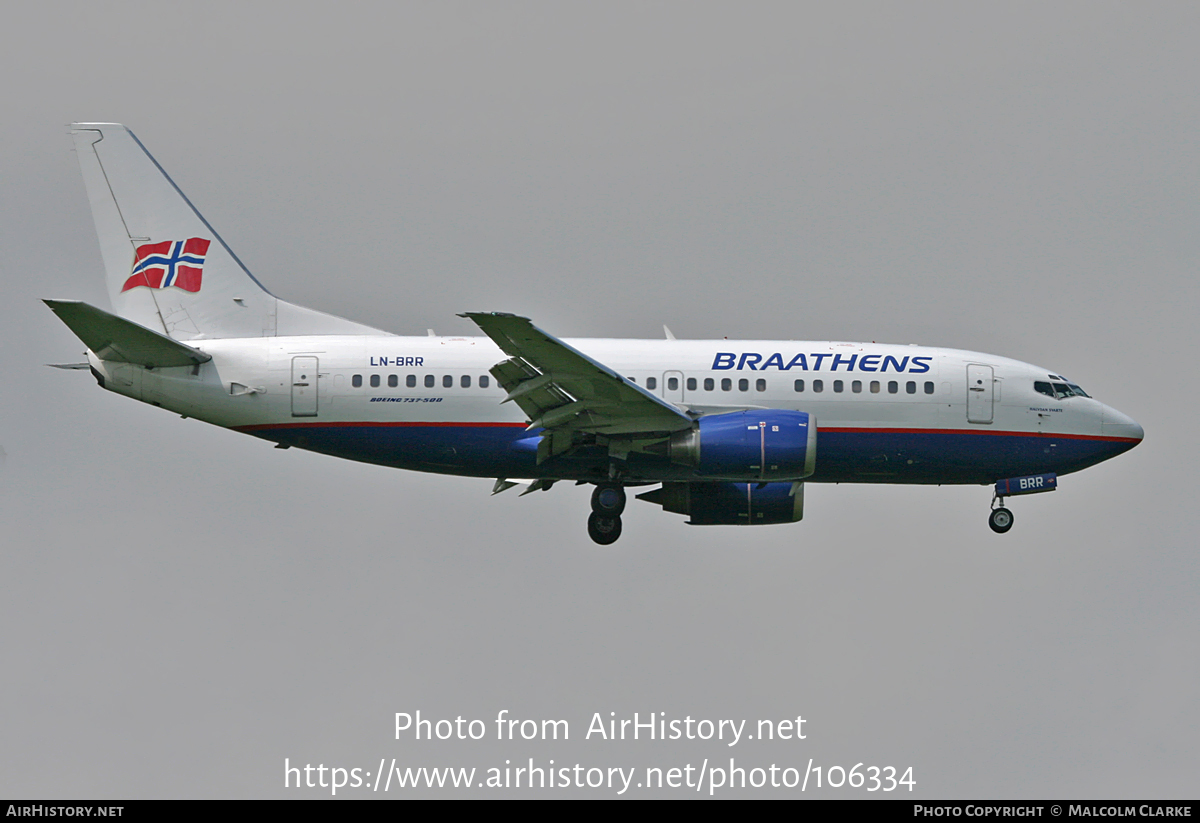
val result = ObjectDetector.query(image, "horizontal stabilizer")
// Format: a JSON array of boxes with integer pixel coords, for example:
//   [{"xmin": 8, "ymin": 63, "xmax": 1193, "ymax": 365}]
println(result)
[{"xmin": 43, "ymin": 300, "xmax": 211, "ymax": 368}]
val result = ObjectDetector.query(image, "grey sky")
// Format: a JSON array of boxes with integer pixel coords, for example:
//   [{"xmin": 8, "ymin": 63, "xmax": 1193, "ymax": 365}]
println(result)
[{"xmin": 1, "ymin": 1, "xmax": 1197, "ymax": 797}]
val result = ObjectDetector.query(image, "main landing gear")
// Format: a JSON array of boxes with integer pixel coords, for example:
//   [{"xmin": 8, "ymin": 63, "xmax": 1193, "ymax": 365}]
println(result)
[
  {"xmin": 989, "ymin": 494, "xmax": 1014, "ymax": 534},
  {"xmin": 588, "ymin": 483, "xmax": 626, "ymax": 545}
]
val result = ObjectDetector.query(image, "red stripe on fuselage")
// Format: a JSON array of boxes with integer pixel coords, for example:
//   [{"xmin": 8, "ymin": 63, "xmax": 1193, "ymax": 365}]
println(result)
[
  {"xmin": 821, "ymin": 426, "xmax": 1140, "ymax": 443},
  {"xmin": 233, "ymin": 420, "xmax": 528, "ymax": 433}
]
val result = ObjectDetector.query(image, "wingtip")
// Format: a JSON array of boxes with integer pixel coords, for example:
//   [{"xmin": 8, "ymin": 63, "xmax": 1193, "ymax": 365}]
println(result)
[{"xmin": 459, "ymin": 311, "xmax": 531, "ymax": 322}]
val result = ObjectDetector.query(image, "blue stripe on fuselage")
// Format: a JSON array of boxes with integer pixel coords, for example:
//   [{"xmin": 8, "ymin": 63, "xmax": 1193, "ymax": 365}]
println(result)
[
  {"xmin": 808, "ymin": 428, "xmax": 1136, "ymax": 484},
  {"xmin": 237, "ymin": 423, "xmax": 1137, "ymax": 484}
]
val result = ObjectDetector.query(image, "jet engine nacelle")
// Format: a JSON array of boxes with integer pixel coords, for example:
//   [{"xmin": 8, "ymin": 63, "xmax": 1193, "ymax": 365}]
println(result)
[
  {"xmin": 667, "ymin": 410, "xmax": 817, "ymax": 480},
  {"xmin": 637, "ymin": 481, "xmax": 806, "ymax": 525}
]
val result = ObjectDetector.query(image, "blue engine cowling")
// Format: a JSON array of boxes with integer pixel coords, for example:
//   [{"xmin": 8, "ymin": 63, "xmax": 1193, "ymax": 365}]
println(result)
[
  {"xmin": 635, "ymin": 481, "xmax": 806, "ymax": 525},
  {"xmin": 667, "ymin": 410, "xmax": 817, "ymax": 480}
]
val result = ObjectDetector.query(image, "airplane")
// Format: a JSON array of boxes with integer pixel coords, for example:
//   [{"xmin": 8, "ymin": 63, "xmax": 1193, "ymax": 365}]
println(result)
[{"xmin": 46, "ymin": 123, "xmax": 1144, "ymax": 544}]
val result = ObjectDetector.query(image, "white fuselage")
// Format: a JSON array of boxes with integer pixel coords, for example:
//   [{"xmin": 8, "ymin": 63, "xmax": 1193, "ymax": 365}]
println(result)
[{"xmin": 87, "ymin": 335, "xmax": 1143, "ymax": 486}]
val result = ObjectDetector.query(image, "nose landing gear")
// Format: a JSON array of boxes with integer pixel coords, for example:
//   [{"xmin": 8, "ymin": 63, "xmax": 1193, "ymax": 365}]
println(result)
[
  {"xmin": 588, "ymin": 483, "xmax": 626, "ymax": 544},
  {"xmin": 988, "ymin": 488, "xmax": 1014, "ymax": 534},
  {"xmin": 988, "ymin": 473, "xmax": 1058, "ymax": 533}
]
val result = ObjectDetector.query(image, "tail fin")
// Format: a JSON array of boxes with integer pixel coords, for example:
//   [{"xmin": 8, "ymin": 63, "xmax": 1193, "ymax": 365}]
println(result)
[{"xmin": 70, "ymin": 123, "xmax": 387, "ymax": 340}]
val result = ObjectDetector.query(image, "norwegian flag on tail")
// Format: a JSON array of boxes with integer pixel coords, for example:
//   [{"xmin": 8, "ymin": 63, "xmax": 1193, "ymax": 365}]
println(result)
[{"xmin": 121, "ymin": 238, "xmax": 211, "ymax": 293}]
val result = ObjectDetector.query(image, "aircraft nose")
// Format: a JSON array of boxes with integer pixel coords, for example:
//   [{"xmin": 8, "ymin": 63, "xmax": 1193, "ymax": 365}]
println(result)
[{"xmin": 1102, "ymin": 406, "xmax": 1144, "ymax": 444}]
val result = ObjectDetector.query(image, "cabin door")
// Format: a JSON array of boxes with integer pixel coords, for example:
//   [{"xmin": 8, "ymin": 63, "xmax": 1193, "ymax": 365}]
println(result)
[
  {"xmin": 291, "ymin": 356, "xmax": 319, "ymax": 417},
  {"xmin": 966, "ymin": 364, "xmax": 993, "ymax": 424}
]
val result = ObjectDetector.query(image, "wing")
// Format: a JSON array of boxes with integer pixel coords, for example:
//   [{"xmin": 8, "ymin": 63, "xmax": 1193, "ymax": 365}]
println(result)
[
  {"xmin": 460, "ymin": 312, "xmax": 693, "ymax": 463},
  {"xmin": 44, "ymin": 300, "xmax": 212, "ymax": 368}
]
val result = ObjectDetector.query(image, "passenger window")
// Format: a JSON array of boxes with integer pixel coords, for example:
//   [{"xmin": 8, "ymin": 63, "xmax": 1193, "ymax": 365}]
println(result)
[
  {"xmin": 756, "ymin": 378, "xmax": 766, "ymax": 392},
  {"xmin": 406, "ymin": 375, "xmax": 416, "ymax": 388},
  {"xmin": 813, "ymin": 379, "xmax": 824, "ymax": 393},
  {"xmin": 647, "ymin": 377, "xmax": 657, "ymax": 390},
  {"xmin": 686, "ymin": 377, "xmax": 696, "ymax": 391},
  {"xmin": 461, "ymin": 375, "xmax": 471, "ymax": 388},
  {"xmin": 794, "ymin": 379, "xmax": 805, "ymax": 392},
  {"xmin": 443, "ymin": 375, "xmax": 453, "ymax": 388},
  {"xmin": 424, "ymin": 375, "xmax": 435, "ymax": 388},
  {"xmin": 924, "ymin": 381, "xmax": 934, "ymax": 394},
  {"xmin": 851, "ymin": 380, "xmax": 862, "ymax": 393},
  {"xmin": 738, "ymin": 378, "xmax": 749, "ymax": 392},
  {"xmin": 352, "ymin": 374, "xmax": 362, "ymax": 388},
  {"xmin": 480, "ymin": 375, "xmax": 490, "ymax": 388},
  {"xmin": 870, "ymin": 380, "xmax": 880, "ymax": 393},
  {"xmin": 721, "ymin": 378, "xmax": 732, "ymax": 391},
  {"xmin": 704, "ymin": 378, "xmax": 714, "ymax": 391},
  {"xmin": 628, "ymin": 377, "xmax": 636, "ymax": 383},
  {"xmin": 668, "ymin": 377, "xmax": 679, "ymax": 391},
  {"xmin": 906, "ymin": 381, "xmax": 916, "ymax": 394},
  {"xmin": 888, "ymin": 380, "xmax": 898, "ymax": 394},
  {"xmin": 370, "ymin": 374, "xmax": 380, "ymax": 388},
  {"xmin": 833, "ymin": 380, "xmax": 843, "ymax": 393},
  {"xmin": 388, "ymin": 375, "xmax": 398, "ymax": 388}
]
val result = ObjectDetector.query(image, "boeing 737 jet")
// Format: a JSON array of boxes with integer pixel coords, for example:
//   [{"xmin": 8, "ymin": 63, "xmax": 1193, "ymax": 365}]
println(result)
[{"xmin": 46, "ymin": 124, "xmax": 1144, "ymax": 544}]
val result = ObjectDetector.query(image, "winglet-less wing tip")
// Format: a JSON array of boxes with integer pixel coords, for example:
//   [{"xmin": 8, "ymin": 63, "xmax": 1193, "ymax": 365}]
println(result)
[{"xmin": 458, "ymin": 311, "xmax": 528, "ymax": 320}]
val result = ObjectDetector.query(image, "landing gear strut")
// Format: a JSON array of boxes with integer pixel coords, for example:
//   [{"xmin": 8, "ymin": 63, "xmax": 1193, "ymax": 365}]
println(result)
[
  {"xmin": 989, "ymin": 494, "xmax": 1014, "ymax": 534},
  {"xmin": 588, "ymin": 483, "xmax": 626, "ymax": 544}
]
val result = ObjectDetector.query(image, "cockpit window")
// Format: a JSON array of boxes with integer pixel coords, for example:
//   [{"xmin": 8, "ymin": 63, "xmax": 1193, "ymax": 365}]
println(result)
[
  {"xmin": 1036, "ymin": 380, "xmax": 1090, "ymax": 399},
  {"xmin": 1053, "ymin": 382, "xmax": 1091, "ymax": 399}
]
